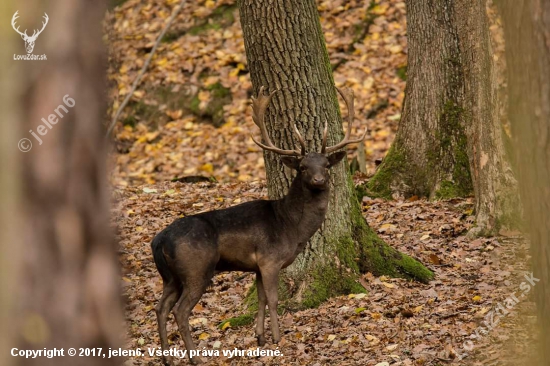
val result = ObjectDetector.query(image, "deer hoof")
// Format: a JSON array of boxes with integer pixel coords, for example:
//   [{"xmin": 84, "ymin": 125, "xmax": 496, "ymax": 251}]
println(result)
[{"xmin": 257, "ymin": 335, "xmax": 266, "ymax": 346}]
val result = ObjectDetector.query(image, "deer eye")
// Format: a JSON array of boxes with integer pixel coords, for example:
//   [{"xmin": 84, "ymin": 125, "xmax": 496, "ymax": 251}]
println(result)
[{"xmin": 300, "ymin": 166, "xmax": 307, "ymax": 172}]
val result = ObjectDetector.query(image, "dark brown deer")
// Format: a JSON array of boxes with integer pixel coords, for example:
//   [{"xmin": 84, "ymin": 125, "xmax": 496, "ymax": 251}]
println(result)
[{"xmin": 151, "ymin": 87, "xmax": 366, "ymax": 365}]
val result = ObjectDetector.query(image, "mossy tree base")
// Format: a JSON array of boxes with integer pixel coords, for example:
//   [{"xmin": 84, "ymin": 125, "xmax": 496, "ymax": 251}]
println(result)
[{"xmin": 366, "ymin": 0, "xmax": 519, "ymax": 237}]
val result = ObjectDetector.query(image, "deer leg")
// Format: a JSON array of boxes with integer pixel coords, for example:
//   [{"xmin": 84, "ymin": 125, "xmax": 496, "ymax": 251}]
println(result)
[
  {"xmin": 173, "ymin": 271, "xmax": 214, "ymax": 365},
  {"xmin": 260, "ymin": 268, "xmax": 281, "ymax": 343},
  {"xmin": 255, "ymin": 272, "xmax": 267, "ymax": 346},
  {"xmin": 155, "ymin": 281, "xmax": 181, "ymax": 366}
]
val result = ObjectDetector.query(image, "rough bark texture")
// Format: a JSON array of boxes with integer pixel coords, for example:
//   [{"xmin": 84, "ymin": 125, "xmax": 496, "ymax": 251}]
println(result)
[
  {"xmin": 498, "ymin": 0, "xmax": 550, "ymax": 363},
  {"xmin": 4, "ymin": 1, "xmax": 123, "ymax": 365},
  {"xmin": 369, "ymin": 0, "xmax": 518, "ymax": 235},
  {"xmin": 454, "ymin": 0, "xmax": 519, "ymax": 235},
  {"xmin": 239, "ymin": 0, "xmax": 433, "ymax": 309}
]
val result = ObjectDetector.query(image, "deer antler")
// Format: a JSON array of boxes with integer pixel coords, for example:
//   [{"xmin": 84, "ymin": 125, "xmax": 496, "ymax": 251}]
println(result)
[
  {"xmin": 29, "ymin": 13, "xmax": 49, "ymax": 40},
  {"xmin": 322, "ymin": 87, "xmax": 368, "ymax": 154},
  {"xmin": 250, "ymin": 86, "xmax": 307, "ymax": 157},
  {"xmin": 11, "ymin": 11, "xmax": 28, "ymax": 38}
]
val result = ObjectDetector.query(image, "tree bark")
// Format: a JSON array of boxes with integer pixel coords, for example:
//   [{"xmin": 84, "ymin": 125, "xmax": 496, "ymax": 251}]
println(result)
[
  {"xmin": 369, "ymin": 0, "xmax": 518, "ymax": 235},
  {"xmin": 2, "ymin": 1, "xmax": 123, "ymax": 365},
  {"xmin": 498, "ymin": 0, "xmax": 550, "ymax": 364},
  {"xmin": 238, "ymin": 0, "xmax": 433, "ymax": 308}
]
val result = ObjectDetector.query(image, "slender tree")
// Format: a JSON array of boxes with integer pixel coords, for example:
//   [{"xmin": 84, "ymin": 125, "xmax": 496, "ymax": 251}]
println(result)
[
  {"xmin": 498, "ymin": 0, "xmax": 550, "ymax": 364},
  {"xmin": 2, "ymin": 1, "xmax": 123, "ymax": 365},
  {"xmin": 368, "ymin": 0, "xmax": 518, "ymax": 235},
  {"xmin": 238, "ymin": 0, "xmax": 433, "ymax": 308}
]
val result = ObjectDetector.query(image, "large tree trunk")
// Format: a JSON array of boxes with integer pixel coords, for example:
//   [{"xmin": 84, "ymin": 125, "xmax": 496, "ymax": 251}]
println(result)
[
  {"xmin": 238, "ymin": 0, "xmax": 433, "ymax": 308},
  {"xmin": 369, "ymin": 0, "xmax": 518, "ymax": 235},
  {"xmin": 498, "ymin": 0, "xmax": 550, "ymax": 364},
  {"xmin": 0, "ymin": 6, "xmax": 23, "ymax": 365},
  {"xmin": 2, "ymin": 1, "xmax": 123, "ymax": 365}
]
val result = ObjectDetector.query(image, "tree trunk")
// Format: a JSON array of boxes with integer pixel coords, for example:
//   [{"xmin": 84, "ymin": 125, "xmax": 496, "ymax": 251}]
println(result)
[
  {"xmin": 498, "ymin": 0, "xmax": 550, "ymax": 364},
  {"xmin": 368, "ymin": 0, "xmax": 518, "ymax": 235},
  {"xmin": 238, "ymin": 0, "xmax": 433, "ymax": 308},
  {"xmin": 3, "ymin": 1, "xmax": 123, "ymax": 365},
  {"xmin": 0, "ymin": 6, "xmax": 24, "ymax": 364}
]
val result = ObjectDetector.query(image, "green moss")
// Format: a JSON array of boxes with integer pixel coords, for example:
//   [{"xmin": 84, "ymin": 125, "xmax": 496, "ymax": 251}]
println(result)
[
  {"xmin": 396, "ymin": 65, "xmax": 407, "ymax": 81},
  {"xmin": 300, "ymin": 184, "xmax": 433, "ymax": 309},
  {"xmin": 218, "ymin": 313, "xmax": 254, "ymax": 329},
  {"xmin": 206, "ymin": 82, "xmax": 230, "ymax": 98},
  {"xmin": 435, "ymin": 180, "xmax": 460, "ymax": 200},
  {"xmin": 427, "ymin": 101, "xmax": 473, "ymax": 199},
  {"xmin": 189, "ymin": 95, "xmax": 200, "ymax": 115},
  {"xmin": 350, "ymin": 194, "xmax": 434, "ymax": 283},
  {"xmin": 366, "ymin": 144, "xmax": 405, "ymax": 199},
  {"xmin": 122, "ymin": 115, "xmax": 137, "ymax": 127},
  {"xmin": 301, "ymin": 252, "xmax": 367, "ymax": 309},
  {"xmin": 355, "ymin": 184, "xmax": 368, "ymax": 202}
]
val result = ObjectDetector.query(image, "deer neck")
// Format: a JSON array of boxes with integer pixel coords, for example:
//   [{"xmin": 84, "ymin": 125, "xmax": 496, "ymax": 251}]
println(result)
[{"xmin": 279, "ymin": 172, "xmax": 330, "ymax": 241}]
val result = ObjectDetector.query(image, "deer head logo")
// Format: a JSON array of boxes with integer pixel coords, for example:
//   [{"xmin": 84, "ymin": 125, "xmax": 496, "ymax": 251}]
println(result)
[{"xmin": 11, "ymin": 11, "xmax": 49, "ymax": 54}]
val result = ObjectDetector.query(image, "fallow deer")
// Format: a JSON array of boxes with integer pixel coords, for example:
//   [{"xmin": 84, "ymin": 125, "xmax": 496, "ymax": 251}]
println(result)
[{"xmin": 151, "ymin": 86, "xmax": 366, "ymax": 364}]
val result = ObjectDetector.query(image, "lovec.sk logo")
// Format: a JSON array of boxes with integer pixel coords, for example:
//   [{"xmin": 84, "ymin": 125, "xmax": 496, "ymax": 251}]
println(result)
[{"xmin": 12, "ymin": 11, "xmax": 48, "ymax": 60}]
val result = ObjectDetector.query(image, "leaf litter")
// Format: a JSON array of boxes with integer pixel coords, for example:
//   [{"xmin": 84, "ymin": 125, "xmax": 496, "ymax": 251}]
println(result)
[{"xmin": 107, "ymin": 0, "xmax": 537, "ymax": 365}]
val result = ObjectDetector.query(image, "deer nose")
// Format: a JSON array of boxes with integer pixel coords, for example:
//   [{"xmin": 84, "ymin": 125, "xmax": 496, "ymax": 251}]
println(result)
[{"xmin": 312, "ymin": 177, "xmax": 325, "ymax": 185}]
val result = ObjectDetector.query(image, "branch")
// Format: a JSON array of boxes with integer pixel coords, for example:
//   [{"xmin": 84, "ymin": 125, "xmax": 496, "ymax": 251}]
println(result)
[{"xmin": 106, "ymin": 0, "xmax": 186, "ymax": 138}]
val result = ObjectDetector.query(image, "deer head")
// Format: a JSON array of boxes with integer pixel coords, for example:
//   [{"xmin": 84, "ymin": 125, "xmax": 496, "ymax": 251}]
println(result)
[
  {"xmin": 250, "ymin": 86, "xmax": 367, "ymax": 190},
  {"xmin": 12, "ymin": 11, "xmax": 49, "ymax": 54}
]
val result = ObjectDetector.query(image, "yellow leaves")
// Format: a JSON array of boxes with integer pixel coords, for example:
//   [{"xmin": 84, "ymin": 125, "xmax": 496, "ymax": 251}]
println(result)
[
  {"xmin": 371, "ymin": 4, "xmax": 389, "ymax": 15},
  {"xmin": 155, "ymin": 57, "xmax": 168, "ymax": 67},
  {"xmin": 204, "ymin": 0, "xmax": 216, "ymax": 9},
  {"xmin": 388, "ymin": 45, "xmax": 403, "ymax": 54},
  {"xmin": 472, "ymin": 295, "xmax": 482, "ymax": 302},
  {"xmin": 198, "ymin": 332, "xmax": 209, "ymax": 340},
  {"xmin": 221, "ymin": 322, "xmax": 231, "ymax": 330},
  {"xmin": 200, "ymin": 163, "xmax": 214, "ymax": 174},
  {"xmin": 327, "ymin": 334, "xmax": 337, "ymax": 341},
  {"xmin": 371, "ymin": 312, "xmax": 382, "ymax": 320}
]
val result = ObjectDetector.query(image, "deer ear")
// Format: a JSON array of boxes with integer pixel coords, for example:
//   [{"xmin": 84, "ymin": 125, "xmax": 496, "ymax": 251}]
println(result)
[
  {"xmin": 327, "ymin": 151, "xmax": 347, "ymax": 167},
  {"xmin": 281, "ymin": 157, "xmax": 301, "ymax": 170}
]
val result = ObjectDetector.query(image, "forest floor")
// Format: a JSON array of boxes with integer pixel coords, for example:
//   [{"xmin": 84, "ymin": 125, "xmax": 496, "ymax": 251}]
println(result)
[{"xmin": 107, "ymin": 0, "xmax": 537, "ymax": 365}]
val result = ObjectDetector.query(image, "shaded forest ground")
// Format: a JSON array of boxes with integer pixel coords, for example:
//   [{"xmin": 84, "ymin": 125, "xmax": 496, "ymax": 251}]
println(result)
[{"xmin": 107, "ymin": 0, "xmax": 537, "ymax": 364}]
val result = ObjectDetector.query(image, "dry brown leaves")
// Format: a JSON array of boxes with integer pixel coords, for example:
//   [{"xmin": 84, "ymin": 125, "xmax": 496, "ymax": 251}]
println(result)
[
  {"xmin": 106, "ymin": 0, "xmax": 407, "ymax": 187},
  {"xmin": 106, "ymin": 0, "xmax": 535, "ymax": 365},
  {"xmin": 113, "ymin": 181, "xmax": 534, "ymax": 366}
]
